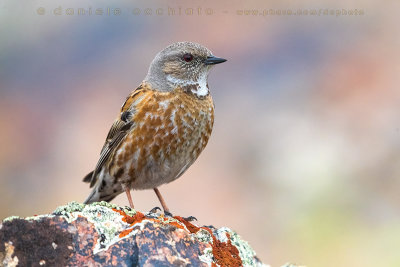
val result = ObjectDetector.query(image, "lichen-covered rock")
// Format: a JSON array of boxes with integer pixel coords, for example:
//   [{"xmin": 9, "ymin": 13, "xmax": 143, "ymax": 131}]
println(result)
[{"xmin": 0, "ymin": 202, "xmax": 269, "ymax": 267}]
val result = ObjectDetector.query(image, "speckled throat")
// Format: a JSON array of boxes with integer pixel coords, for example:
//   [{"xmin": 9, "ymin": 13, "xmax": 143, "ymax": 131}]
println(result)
[{"xmin": 166, "ymin": 73, "xmax": 210, "ymax": 99}]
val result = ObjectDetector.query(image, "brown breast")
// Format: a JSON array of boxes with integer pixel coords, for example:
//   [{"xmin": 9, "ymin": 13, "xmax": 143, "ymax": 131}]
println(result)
[{"xmin": 111, "ymin": 87, "xmax": 214, "ymax": 188}]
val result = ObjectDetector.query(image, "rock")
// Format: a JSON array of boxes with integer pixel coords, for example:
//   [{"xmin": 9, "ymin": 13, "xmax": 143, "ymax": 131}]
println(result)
[{"xmin": 0, "ymin": 202, "xmax": 267, "ymax": 267}]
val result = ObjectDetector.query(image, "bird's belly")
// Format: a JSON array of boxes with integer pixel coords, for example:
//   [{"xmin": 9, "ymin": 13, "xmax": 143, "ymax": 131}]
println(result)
[
  {"xmin": 111, "ymin": 99, "xmax": 214, "ymax": 190},
  {"xmin": 132, "ymin": 135, "xmax": 202, "ymax": 189}
]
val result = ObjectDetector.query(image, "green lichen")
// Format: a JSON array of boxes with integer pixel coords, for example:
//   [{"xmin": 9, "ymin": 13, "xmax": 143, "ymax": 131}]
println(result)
[
  {"xmin": 82, "ymin": 205, "xmax": 124, "ymax": 252},
  {"xmin": 89, "ymin": 201, "xmax": 118, "ymax": 209},
  {"xmin": 116, "ymin": 206, "xmax": 137, "ymax": 218},
  {"xmin": 52, "ymin": 202, "xmax": 139, "ymax": 253},
  {"xmin": 53, "ymin": 201, "xmax": 85, "ymax": 215},
  {"xmin": 85, "ymin": 201, "xmax": 137, "ymax": 217},
  {"xmin": 2, "ymin": 202, "xmax": 270, "ymax": 266},
  {"xmin": 198, "ymin": 247, "xmax": 214, "ymax": 266},
  {"xmin": 194, "ymin": 228, "xmax": 214, "ymax": 266},
  {"xmin": 2, "ymin": 216, "xmax": 20, "ymax": 223},
  {"xmin": 195, "ymin": 228, "xmax": 213, "ymax": 243}
]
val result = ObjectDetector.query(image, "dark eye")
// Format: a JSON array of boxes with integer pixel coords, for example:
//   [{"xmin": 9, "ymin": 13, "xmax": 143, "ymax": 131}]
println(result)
[{"xmin": 183, "ymin": 53, "xmax": 193, "ymax": 62}]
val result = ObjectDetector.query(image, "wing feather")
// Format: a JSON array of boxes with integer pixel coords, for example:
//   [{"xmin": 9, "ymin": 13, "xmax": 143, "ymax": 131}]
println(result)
[
  {"xmin": 90, "ymin": 121, "xmax": 133, "ymax": 187},
  {"xmin": 87, "ymin": 84, "xmax": 150, "ymax": 187}
]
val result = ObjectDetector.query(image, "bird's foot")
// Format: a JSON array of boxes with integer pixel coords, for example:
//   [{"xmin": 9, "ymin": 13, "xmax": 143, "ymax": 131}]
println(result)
[
  {"xmin": 164, "ymin": 210, "xmax": 173, "ymax": 217},
  {"xmin": 182, "ymin": 216, "xmax": 197, "ymax": 222},
  {"xmin": 149, "ymin": 207, "xmax": 161, "ymax": 214}
]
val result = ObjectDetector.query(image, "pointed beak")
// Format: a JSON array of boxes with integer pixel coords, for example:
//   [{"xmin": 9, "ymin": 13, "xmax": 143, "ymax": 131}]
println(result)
[{"xmin": 205, "ymin": 56, "xmax": 227, "ymax": 65}]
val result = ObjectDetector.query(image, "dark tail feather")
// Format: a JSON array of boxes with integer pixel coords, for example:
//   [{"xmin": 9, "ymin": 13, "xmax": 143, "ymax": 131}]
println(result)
[
  {"xmin": 84, "ymin": 189, "xmax": 118, "ymax": 204},
  {"xmin": 83, "ymin": 171, "xmax": 119, "ymax": 204},
  {"xmin": 84, "ymin": 189, "xmax": 98, "ymax": 204},
  {"xmin": 83, "ymin": 171, "xmax": 93, "ymax": 183},
  {"xmin": 83, "ymin": 171, "xmax": 94, "ymax": 185}
]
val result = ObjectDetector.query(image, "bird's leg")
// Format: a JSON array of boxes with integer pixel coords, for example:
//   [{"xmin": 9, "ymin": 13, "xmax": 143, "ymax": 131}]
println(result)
[
  {"xmin": 153, "ymin": 188, "xmax": 170, "ymax": 215},
  {"xmin": 123, "ymin": 185, "xmax": 135, "ymax": 209}
]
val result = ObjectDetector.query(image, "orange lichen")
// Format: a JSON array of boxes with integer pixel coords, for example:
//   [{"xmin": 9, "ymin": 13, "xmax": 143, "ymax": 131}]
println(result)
[
  {"xmin": 113, "ymin": 209, "xmax": 147, "ymax": 238},
  {"xmin": 174, "ymin": 216, "xmax": 200, "ymax": 233},
  {"xmin": 168, "ymin": 220, "xmax": 186, "ymax": 230},
  {"xmin": 112, "ymin": 209, "xmax": 146, "ymax": 224},
  {"xmin": 119, "ymin": 228, "xmax": 134, "ymax": 238},
  {"xmin": 202, "ymin": 227, "xmax": 243, "ymax": 267},
  {"xmin": 112, "ymin": 207, "xmax": 242, "ymax": 267},
  {"xmin": 157, "ymin": 215, "xmax": 242, "ymax": 266}
]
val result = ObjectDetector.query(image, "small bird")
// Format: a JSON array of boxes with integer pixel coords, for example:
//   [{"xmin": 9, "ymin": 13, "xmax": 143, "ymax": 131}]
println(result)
[{"xmin": 83, "ymin": 42, "xmax": 226, "ymax": 213}]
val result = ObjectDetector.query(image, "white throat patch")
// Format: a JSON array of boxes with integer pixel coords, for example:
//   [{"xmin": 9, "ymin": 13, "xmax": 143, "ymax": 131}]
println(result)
[{"xmin": 167, "ymin": 74, "xmax": 209, "ymax": 97}]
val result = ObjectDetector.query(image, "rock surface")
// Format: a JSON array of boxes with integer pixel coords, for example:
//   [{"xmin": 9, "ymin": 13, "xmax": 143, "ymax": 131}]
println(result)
[{"xmin": 0, "ymin": 202, "xmax": 267, "ymax": 267}]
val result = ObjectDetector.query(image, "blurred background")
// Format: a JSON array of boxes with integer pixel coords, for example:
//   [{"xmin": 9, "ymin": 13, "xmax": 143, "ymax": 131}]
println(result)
[{"xmin": 1, "ymin": 0, "xmax": 399, "ymax": 266}]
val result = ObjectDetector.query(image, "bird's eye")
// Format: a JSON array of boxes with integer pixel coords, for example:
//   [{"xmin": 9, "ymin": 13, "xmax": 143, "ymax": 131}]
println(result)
[{"xmin": 183, "ymin": 53, "xmax": 193, "ymax": 62}]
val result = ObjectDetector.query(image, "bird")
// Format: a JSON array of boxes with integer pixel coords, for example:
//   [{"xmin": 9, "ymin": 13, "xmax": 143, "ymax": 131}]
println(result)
[{"xmin": 82, "ymin": 41, "xmax": 226, "ymax": 214}]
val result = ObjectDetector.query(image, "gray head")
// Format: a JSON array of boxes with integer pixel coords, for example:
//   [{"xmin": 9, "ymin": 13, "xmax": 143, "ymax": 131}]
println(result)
[{"xmin": 144, "ymin": 42, "xmax": 226, "ymax": 97}]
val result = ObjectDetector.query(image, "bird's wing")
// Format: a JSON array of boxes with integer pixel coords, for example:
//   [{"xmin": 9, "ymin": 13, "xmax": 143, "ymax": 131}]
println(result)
[{"xmin": 87, "ymin": 85, "xmax": 150, "ymax": 187}]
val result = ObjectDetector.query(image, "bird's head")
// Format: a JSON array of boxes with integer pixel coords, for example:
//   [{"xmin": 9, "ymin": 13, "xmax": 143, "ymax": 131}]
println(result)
[{"xmin": 145, "ymin": 42, "xmax": 226, "ymax": 97}]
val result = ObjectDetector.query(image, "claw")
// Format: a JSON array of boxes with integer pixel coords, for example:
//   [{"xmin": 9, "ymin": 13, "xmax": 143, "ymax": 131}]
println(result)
[
  {"xmin": 149, "ymin": 207, "xmax": 161, "ymax": 213},
  {"xmin": 182, "ymin": 216, "xmax": 197, "ymax": 222},
  {"xmin": 164, "ymin": 211, "xmax": 173, "ymax": 217}
]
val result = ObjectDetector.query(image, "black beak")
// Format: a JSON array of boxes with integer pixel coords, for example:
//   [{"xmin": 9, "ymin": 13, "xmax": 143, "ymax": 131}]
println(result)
[{"xmin": 205, "ymin": 56, "xmax": 227, "ymax": 65}]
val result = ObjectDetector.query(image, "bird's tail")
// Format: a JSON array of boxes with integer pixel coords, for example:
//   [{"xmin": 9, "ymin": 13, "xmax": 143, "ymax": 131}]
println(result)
[
  {"xmin": 83, "ymin": 185, "xmax": 118, "ymax": 204},
  {"xmin": 83, "ymin": 189, "xmax": 100, "ymax": 204},
  {"xmin": 82, "ymin": 171, "xmax": 118, "ymax": 204},
  {"xmin": 82, "ymin": 171, "xmax": 94, "ymax": 184}
]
